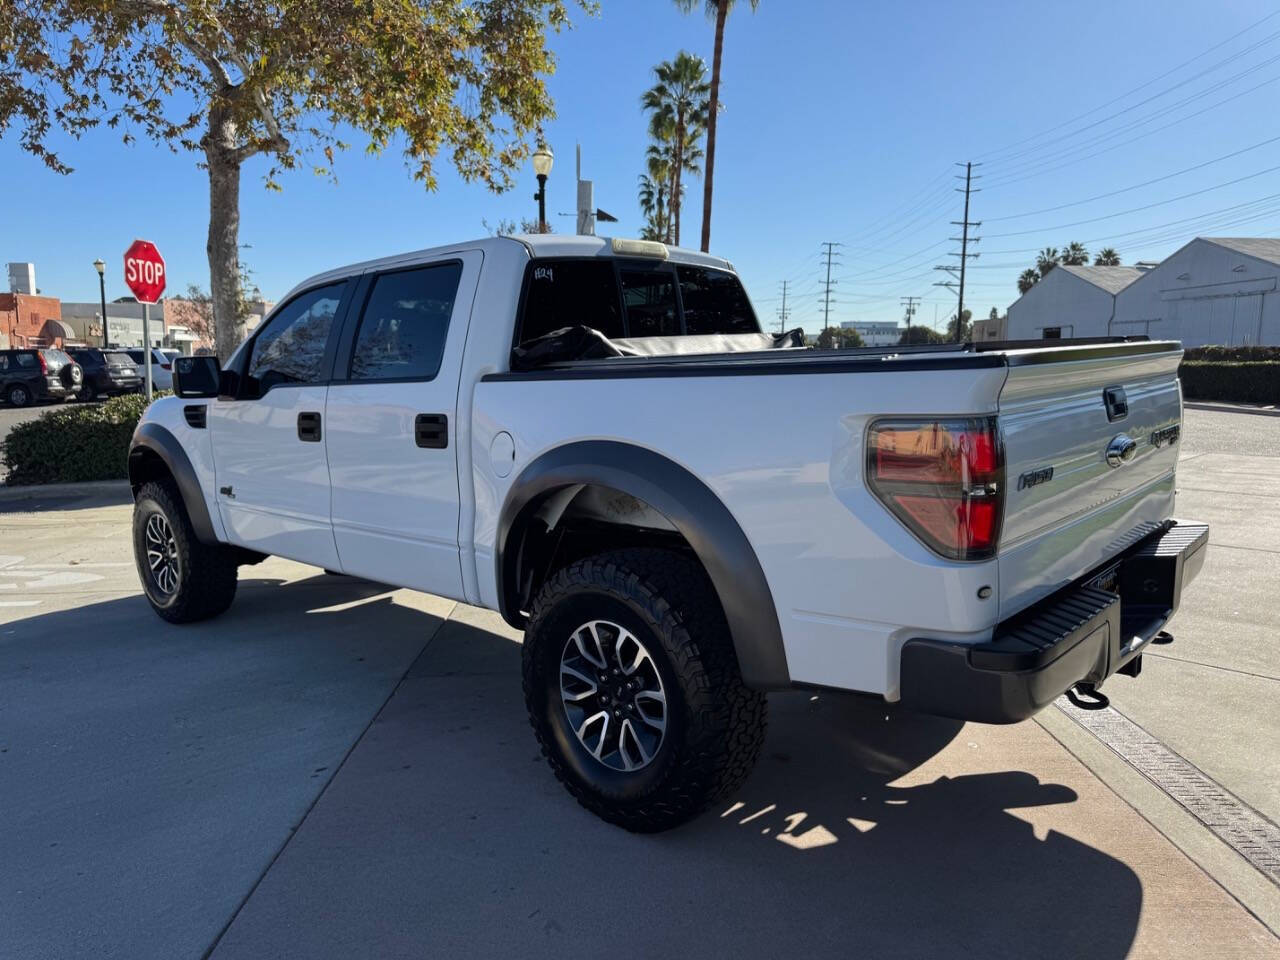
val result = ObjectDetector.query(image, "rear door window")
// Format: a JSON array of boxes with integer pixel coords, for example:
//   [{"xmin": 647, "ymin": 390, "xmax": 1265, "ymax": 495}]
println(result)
[
  {"xmin": 15, "ymin": 352, "xmax": 37, "ymax": 369},
  {"xmin": 519, "ymin": 260, "xmax": 623, "ymax": 343},
  {"xmin": 677, "ymin": 265, "xmax": 759, "ymax": 335},
  {"xmin": 619, "ymin": 267, "xmax": 680, "ymax": 337},
  {"xmin": 348, "ymin": 262, "xmax": 463, "ymax": 381}
]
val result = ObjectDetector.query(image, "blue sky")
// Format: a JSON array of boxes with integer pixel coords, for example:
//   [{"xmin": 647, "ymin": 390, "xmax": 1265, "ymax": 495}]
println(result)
[{"xmin": 5, "ymin": 0, "xmax": 1280, "ymax": 334}]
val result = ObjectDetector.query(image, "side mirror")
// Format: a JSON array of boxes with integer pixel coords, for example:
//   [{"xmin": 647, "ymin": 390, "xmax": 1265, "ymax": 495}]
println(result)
[{"xmin": 173, "ymin": 355, "xmax": 221, "ymax": 398}]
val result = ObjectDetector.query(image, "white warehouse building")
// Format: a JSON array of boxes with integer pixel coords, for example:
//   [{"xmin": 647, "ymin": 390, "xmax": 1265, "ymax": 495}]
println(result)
[
  {"xmin": 1005, "ymin": 265, "xmax": 1145, "ymax": 340},
  {"xmin": 1004, "ymin": 237, "xmax": 1280, "ymax": 345},
  {"xmin": 1111, "ymin": 238, "xmax": 1280, "ymax": 346}
]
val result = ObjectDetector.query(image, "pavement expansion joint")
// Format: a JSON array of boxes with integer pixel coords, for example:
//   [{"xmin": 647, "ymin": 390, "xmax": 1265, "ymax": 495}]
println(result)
[{"xmin": 1056, "ymin": 696, "xmax": 1280, "ymax": 886}]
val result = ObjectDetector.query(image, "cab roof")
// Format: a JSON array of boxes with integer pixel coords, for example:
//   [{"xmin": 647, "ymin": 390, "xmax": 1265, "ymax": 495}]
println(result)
[{"xmin": 282, "ymin": 235, "xmax": 735, "ymax": 305}]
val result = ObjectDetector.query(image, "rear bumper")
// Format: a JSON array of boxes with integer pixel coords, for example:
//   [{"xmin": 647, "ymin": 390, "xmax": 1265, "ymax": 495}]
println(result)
[{"xmin": 899, "ymin": 519, "xmax": 1208, "ymax": 724}]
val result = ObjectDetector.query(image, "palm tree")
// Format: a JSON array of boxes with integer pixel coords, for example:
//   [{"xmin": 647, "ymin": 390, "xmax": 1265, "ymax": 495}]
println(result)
[
  {"xmin": 675, "ymin": 0, "xmax": 761, "ymax": 252},
  {"xmin": 1017, "ymin": 269, "xmax": 1040, "ymax": 295},
  {"xmin": 642, "ymin": 52, "xmax": 709, "ymax": 247},
  {"xmin": 645, "ymin": 142, "xmax": 674, "ymax": 241},
  {"xmin": 637, "ymin": 174, "xmax": 661, "ymax": 240},
  {"xmin": 1061, "ymin": 241, "xmax": 1089, "ymax": 266},
  {"xmin": 1094, "ymin": 247, "xmax": 1121, "ymax": 266},
  {"xmin": 1036, "ymin": 247, "xmax": 1060, "ymax": 277}
]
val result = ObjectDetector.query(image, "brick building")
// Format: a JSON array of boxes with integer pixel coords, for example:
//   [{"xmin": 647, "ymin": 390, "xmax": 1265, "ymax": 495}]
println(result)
[{"xmin": 0, "ymin": 293, "xmax": 69, "ymax": 349}]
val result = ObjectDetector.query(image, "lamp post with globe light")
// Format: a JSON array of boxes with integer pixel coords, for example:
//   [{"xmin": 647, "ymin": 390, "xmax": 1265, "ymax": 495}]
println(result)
[
  {"xmin": 93, "ymin": 258, "xmax": 108, "ymax": 346},
  {"xmin": 532, "ymin": 143, "xmax": 553, "ymax": 233}
]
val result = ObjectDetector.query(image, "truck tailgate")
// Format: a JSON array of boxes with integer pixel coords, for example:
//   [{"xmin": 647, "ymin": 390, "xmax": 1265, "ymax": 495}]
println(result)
[{"xmin": 996, "ymin": 342, "xmax": 1183, "ymax": 620}]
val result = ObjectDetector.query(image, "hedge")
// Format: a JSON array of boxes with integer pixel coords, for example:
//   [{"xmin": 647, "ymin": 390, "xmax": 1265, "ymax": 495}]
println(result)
[
  {"xmin": 1, "ymin": 393, "xmax": 168, "ymax": 486},
  {"xmin": 1178, "ymin": 361, "xmax": 1280, "ymax": 405},
  {"xmin": 1182, "ymin": 345, "xmax": 1280, "ymax": 363}
]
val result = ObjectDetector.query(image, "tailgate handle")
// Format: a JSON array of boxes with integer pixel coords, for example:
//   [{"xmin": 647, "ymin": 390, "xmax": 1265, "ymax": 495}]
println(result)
[{"xmin": 1103, "ymin": 386, "xmax": 1128, "ymax": 422}]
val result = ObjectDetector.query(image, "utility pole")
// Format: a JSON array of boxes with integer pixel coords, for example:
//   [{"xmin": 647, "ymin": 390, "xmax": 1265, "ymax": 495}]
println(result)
[
  {"xmin": 933, "ymin": 161, "xmax": 981, "ymax": 342},
  {"xmin": 777, "ymin": 279, "xmax": 791, "ymax": 334},
  {"xmin": 819, "ymin": 241, "xmax": 842, "ymax": 337},
  {"xmin": 900, "ymin": 295, "xmax": 920, "ymax": 336}
]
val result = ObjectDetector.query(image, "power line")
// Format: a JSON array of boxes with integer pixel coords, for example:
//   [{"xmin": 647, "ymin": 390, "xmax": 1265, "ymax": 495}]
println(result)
[
  {"xmin": 984, "ymin": 52, "xmax": 1280, "ymax": 185},
  {"xmin": 982, "ymin": 72, "xmax": 1280, "ymax": 191},
  {"xmin": 933, "ymin": 162, "xmax": 981, "ymax": 342},
  {"xmin": 984, "ymin": 161, "xmax": 1280, "ymax": 238},
  {"xmin": 978, "ymin": 11, "xmax": 1280, "ymax": 164},
  {"xmin": 985, "ymin": 132, "xmax": 1280, "ymax": 221}
]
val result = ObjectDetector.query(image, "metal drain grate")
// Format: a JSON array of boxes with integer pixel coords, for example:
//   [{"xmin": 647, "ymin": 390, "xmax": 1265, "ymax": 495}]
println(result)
[{"xmin": 1057, "ymin": 696, "xmax": 1280, "ymax": 885}]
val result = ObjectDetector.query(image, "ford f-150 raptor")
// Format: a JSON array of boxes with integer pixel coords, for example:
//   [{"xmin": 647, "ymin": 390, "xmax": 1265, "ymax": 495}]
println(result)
[{"xmin": 128, "ymin": 234, "xmax": 1207, "ymax": 831}]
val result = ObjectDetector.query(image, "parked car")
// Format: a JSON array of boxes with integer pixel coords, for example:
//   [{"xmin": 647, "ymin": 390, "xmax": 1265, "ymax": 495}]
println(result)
[
  {"xmin": 68, "ymin": 348, "xmax": 143, "ymax": 401},
  {"xmin": 0, "ymin": 347, "xmax": 83, "ymax": 407},
  {"xmin": 127, "ymin": 235, "xmax": 1207, "ymax": 832},
  {"xmin": 122, "ymin": 348, "xmax": 175, "ymax": 391}
]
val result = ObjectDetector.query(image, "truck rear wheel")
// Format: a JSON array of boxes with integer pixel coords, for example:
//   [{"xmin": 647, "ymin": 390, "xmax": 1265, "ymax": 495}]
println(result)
[
  {"xmin": 132, "ymin": 480, "xmax": 238, "ymax": 623},
  {"xmin": 523, "ymin": 548, "xmax": 767, "ymax": 832}
]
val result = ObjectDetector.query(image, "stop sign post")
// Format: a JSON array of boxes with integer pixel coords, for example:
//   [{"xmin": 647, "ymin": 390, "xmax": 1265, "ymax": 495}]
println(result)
[{"xmin": 123, "ymin": 240, "xmax": 166, "ymax": 400}]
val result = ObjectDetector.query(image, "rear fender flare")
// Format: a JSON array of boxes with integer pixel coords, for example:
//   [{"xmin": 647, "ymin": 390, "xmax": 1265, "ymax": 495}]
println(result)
[{"xmin": 497, "ymin": 440, "xmax": 790, "ymax": 690}]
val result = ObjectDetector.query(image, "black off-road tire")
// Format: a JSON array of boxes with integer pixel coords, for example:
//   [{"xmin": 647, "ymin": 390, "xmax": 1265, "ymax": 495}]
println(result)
[
  {"xmin": 132, "ymin": 480, "xmax": 238, "ymax": 623},
  {"xmin": 523, "ymin": 548, "xmax": 768, "ymax": 832}
]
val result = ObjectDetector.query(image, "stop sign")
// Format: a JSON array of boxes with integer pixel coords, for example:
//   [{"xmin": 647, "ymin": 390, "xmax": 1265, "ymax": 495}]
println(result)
[{"xmin": 123, "ymin": 239, "xmax": 167, "ymax": 303}]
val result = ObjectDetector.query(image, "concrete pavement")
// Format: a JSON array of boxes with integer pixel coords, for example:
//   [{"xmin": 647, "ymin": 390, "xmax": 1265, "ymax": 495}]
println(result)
[{"xmin": 1, "ymin": 408, "xmax": 1277, "ymax": 959}]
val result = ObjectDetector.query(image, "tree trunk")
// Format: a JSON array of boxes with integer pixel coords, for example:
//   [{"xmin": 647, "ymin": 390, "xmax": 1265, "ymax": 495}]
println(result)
[
  {"xmin": 702, "ymin": 1, "xmax": 728, "ymax": 253},
  {"xmin": 674, "ymin": 106, "xmax": 685, "ymax": 247},
  {"xmin": 205, "ymin": 110, "xmax": 246, "ymax": 363}
]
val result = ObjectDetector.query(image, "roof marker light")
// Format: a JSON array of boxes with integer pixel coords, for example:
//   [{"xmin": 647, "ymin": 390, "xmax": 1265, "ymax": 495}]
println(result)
[{"xmin": 611, "ymin": 238, "xmax": 669, "ymax": 259}]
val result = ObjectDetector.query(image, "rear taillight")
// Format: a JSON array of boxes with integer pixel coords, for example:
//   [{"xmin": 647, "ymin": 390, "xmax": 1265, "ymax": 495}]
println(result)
[
  {"xmin": 161, "ymin": 363, "xmax": 171, "ymax": 370},
  {"xmin": 38, "ymin": 352, "xmax": 48, "ymax": 374},
  {"xmin": 866, "ymin": 417, "xmax": 1003, "ymax": 561}
]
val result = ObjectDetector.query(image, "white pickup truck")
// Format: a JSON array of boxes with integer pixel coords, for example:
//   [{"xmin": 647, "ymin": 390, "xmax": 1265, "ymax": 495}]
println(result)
[{"xmin": 129, "ymin": 234, "xmax": 1206, "ymax": 831}]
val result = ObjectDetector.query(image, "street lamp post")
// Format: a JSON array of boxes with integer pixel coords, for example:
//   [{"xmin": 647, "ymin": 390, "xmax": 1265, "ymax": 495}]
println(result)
[
  {"xmin": 532, "ymin": 144, "xmax": 553, "ymax": 233},
  {"xmin": 93, "ymin": 258, "xmax": 107, "ymax": 347}
]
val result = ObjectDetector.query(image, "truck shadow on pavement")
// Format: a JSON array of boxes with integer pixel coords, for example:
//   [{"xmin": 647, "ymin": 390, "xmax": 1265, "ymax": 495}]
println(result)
[{"xmin": 207, "ymin": 604, "xmax": 1145, "ymax": 960}]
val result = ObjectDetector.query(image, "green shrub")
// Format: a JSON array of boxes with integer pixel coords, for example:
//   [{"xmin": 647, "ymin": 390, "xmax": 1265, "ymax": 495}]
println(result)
[
  {"xmin": 1182, "ymin": 345, "xmax": 1280, "ymax": 363},
  {"xmin": 2, "ymin": 392, "xmax": 170, "ymax": 486},
  {"xmin": 1178, "ymin": 361, "xmax": 1280, "ymax": 404}
]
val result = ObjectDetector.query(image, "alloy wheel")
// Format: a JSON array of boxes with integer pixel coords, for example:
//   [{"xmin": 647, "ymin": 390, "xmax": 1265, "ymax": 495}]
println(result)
[
  {"xmin": 560, "ymin": 619, "xmax": 667, "ymax": 772},
  {"xmin": 144, "ymin": 512, "xmax": 180, "ymax": 595}
]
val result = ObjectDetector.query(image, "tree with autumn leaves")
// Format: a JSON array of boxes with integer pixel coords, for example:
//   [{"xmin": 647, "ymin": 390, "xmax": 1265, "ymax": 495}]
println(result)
[{"xmin": 1, "ymin": 0, "xmax": 588, "ymax": 359}]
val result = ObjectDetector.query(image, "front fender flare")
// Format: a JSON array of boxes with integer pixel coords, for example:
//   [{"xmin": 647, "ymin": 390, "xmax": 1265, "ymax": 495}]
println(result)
[
  {"xmin": 497, "ymin": 440, "xmax": 790, "ymax": 690},
  {"xmin": 128, "ymin": 422, "xmax": 218, "ymax": 545}
]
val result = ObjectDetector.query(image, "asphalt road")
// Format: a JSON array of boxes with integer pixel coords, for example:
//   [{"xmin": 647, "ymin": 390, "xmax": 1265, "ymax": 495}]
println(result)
[{"xmin": 1, "ymin": 407, "xmax": 1278, "ymax": 959}]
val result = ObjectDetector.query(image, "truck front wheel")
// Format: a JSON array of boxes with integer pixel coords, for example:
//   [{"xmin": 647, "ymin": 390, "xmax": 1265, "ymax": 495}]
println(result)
[
  {"xmin": 523, "ymin": 548, "xmax": 767, "ymax": 832},
  {"xmin": 132, "ymin": 480, "xmax": 238, "ymax": 623}
]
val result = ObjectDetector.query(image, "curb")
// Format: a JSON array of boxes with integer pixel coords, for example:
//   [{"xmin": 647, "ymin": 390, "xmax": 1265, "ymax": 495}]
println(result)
[
  {"xmin": 0, "ymin": 478, "xmax": 131, "ymax": 501},
  {"xmin": 1185, "ymin": 401, "xmax": 1280, "ymax": 417}
]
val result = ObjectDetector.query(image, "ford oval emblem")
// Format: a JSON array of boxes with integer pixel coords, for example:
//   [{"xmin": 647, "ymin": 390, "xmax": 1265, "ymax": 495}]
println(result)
[{"xmin": 1106, "ymin": 434, "xmax": 1138, "ymax": 468}]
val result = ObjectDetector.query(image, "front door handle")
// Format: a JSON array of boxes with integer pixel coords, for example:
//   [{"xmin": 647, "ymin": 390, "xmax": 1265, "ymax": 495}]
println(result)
[
  {"xmin": 297, "ymin": 411, "xmax": 322, "ymax": 442},
  {"xmin": 415, "ymin": 413, "xmax": 448, "ymax": 449}
]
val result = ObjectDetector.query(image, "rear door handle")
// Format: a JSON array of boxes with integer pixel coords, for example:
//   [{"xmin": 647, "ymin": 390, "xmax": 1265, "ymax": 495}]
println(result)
[
  {"xmin": 415, "ymin": 413, "xmax": 448, "ymax": 449},
  {"xmin": 297, "ymin": 411, "xmax": 322, "ymax": 442}
]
